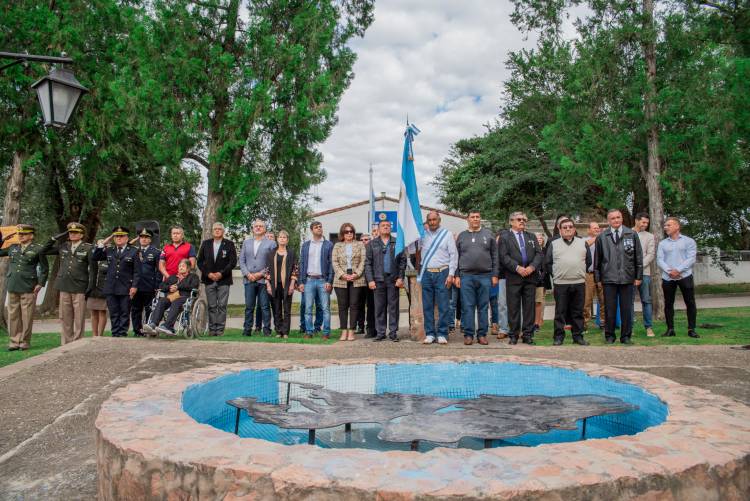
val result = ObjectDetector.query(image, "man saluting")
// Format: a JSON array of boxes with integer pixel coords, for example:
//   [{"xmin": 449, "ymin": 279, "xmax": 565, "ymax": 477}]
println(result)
[
  {"xmin": 41, "ymin": 222, "xmax": 93, "ymax": 345},
  {"xmin": 0, "ymin": 225, "xmax": 48, "ymax": 351},
  {"xmin": 92, "ymin": 226, "xmax": 140, "ymax": 337}
]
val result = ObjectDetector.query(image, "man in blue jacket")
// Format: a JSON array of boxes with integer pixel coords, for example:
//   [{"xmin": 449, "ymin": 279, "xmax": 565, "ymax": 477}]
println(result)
[{"xmin": 298, "ymin": 221, "xmax": 334, "ymax": 339}]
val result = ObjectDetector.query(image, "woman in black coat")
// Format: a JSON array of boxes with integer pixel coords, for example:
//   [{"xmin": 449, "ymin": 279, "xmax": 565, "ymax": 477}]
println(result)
[{"xmin": 265, "ymin": 230, "xmax": 298, "ymax": 338}]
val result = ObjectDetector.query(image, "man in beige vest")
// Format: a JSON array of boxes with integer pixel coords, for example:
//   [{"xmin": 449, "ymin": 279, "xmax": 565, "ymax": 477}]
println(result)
[{"xmin": 545, "ymin": 218, "xmax": 591, "ymax": 345}]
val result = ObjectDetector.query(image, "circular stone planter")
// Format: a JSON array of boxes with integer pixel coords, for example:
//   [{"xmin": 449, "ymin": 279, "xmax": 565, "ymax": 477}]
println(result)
[{"xmin": 96, "ymin": 356, "xmax": 750, "ymax": 500}]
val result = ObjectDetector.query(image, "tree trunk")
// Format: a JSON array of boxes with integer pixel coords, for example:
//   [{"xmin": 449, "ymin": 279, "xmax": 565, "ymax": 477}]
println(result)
[
  {"xmin": 0, "ymin": 152, "xmax": 27, "ymax": 328},
  {"xmin": 642, "ymin": 0, "xmax": 665, "ymax": 321},
  {"xmin": 202, "ymin": 177, "xmax": 222, "ymax": 241}
]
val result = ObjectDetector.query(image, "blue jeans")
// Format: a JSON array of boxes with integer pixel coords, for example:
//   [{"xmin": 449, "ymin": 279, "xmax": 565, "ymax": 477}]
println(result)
[
  {"xmin": 299, "ymin": 292, "xmax": 323, "ymax": 332},
  {"xmin": 421, "ymin": 268, "xmax": 451, "ymax": 339},
  {"xmin": 460, "ymin": 273, "xmax": 491, "ymax": 339},
  {"xmin": 244, "ymin": 282, "xmax": 271, "ymax": 334},
  {"xmin": 633, "ymin": 275, "xmax": 653, "ymax": 328},
  {"xmin": 304, "ymin": 278, "xmax": 331, "ymax": 335}
]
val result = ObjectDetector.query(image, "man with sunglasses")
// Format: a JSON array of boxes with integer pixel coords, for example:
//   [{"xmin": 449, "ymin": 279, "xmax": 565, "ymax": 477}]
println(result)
[
  {"xmin": 498, "ymin": 212, "xmax": 543, "ymax": 344},
  {"xmin": 545, "ymin": 219, "xmax": 591, "ymax": 345}
]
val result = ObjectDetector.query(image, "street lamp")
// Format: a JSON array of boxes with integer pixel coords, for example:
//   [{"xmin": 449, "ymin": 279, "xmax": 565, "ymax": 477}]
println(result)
[
  {"xmin": 0, "ymin": 51, "xmax": 87, "ymax": 128},
  {"xmin": 31, "ymin": 67, "xmax": 88, "ymax": 127}
]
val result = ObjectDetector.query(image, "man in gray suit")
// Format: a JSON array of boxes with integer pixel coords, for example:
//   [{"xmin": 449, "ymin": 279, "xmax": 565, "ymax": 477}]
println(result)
[{"xmin": 239, "ymin": 219, "xmax": 277, "ymax": 336}]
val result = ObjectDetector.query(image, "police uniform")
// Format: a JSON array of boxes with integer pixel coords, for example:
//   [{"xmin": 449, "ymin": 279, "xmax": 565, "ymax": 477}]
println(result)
[
  {"xmin": 0, "ymin": 225, "xmax": 49, "ymax": 350},
  {"xmin": 92, "ymin": 226, "xmax": 140, "ymax": 337},
  {"xmin": 131, "ymin": 228, "xmax": 160, "ymax": 336},
  {"xmin": 41, "ymin": 222, "xmax": 93, "ymax": 344}
]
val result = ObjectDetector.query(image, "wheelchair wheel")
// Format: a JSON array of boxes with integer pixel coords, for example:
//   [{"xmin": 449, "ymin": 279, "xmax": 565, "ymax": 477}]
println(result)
[{"xmin": 189, "ymin": 298, "xmax": 208, "ymax": 337}]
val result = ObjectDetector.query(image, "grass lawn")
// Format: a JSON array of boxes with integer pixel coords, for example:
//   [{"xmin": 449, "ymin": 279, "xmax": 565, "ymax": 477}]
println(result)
[
  {"xmin": 528, "ymin": 307, "xmax": 750, "ymax": 346},
  {"xmin": 0, "ymin": 308, "xmax": 747, "ymax": 368}
]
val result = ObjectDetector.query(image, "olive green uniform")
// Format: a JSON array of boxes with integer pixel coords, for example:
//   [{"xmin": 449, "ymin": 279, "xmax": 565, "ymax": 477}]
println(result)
[
  {"xmin": 41, "ymin": 238, "xmax": 93, "ymax": 344},
  {"xmin": 0, "ymin": 242, "xmax": 49, "ymax": 349}
]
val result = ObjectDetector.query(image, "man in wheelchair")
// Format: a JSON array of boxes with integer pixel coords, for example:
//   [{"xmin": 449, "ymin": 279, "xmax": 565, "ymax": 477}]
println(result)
[{"xmin": 143, "ymin": 259, "xmax": 199, "ymax": 336}]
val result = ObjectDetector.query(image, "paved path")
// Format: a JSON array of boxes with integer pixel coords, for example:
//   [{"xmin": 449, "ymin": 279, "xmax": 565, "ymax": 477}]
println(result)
[
  {"xmin": 0, "ymin": 334, "xmax": 748, "ymax": 499},
  {"xmin": 29, "ymin": 294, "xmax": 750, "ymax": 333}
]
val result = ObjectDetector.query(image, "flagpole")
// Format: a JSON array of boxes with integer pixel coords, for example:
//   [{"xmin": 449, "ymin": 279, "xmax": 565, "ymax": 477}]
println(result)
[{"xmin": 368, "ymin": 163, "xmax": 374, "ymax": 231}]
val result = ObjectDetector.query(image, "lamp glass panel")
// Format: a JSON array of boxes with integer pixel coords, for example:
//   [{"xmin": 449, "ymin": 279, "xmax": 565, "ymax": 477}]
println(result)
[
  {"xmin": 34, "ymin": 80, "xmax": 53, "ymax": 125},
  {"xmin": 51, "ymin": 81, "xmax": 81, "ymax": 125}
]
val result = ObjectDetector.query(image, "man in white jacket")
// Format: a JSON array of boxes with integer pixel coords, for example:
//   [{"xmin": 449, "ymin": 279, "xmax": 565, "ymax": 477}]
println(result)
[{"xmin": 634, "ymin": 213, "xmax": 656, "ymax": 337}]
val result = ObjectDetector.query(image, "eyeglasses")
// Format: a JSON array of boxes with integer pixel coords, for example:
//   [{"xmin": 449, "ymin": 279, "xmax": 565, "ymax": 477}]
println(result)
[
  {"xmin": 561, "ymin": 225, "xmax": 575, "ymax": 230},
  {"xmin": 343, "ymin": 229, "xmax": 354, "ymax": 234},
  {"xmin": 514, "ymin": 218, "xmax": 528, "ymax": 222}
]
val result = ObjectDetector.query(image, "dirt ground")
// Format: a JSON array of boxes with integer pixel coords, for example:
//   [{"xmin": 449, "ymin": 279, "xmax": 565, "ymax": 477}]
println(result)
[{"xmin": 0, "ymin": 335, "xmax": 748, "ymax": 500}]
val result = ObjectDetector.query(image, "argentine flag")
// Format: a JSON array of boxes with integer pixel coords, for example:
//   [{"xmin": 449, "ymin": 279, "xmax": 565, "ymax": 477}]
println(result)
[{"xmin": 396, "ymin": 124, "xmax": 424, "ymax": 255}]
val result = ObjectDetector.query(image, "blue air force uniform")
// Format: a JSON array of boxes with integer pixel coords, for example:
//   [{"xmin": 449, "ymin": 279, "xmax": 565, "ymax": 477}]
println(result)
[
  {"xmin": 92, "ymin": 226, "xmax": 140, "ymax": 337},
  {"xmin": 131, "ymin": 228, "xmax": 161, "ymax": 336}
]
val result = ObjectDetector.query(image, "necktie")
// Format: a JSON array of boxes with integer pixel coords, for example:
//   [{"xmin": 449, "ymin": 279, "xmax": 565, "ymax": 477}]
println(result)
[
  {"xmin": 517, "ymin": 232, "xmax": 528, "ymax": 266},
  {"xmin": 613, "ymin": 230, "xmax": 619, "ymax": 245}
]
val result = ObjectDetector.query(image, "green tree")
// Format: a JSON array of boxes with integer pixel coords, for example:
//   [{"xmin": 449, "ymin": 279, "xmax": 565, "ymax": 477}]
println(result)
[{"xmin": 119, "ymin": 0, "xmax": 374, "ymax": 239}]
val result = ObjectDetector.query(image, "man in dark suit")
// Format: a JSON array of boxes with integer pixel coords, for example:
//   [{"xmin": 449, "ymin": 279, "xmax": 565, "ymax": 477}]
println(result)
[
  {"xmin": 197, "ymin": 222, "xmax": 238, "ymax": 336},
  {"xmin": 92, "ymin": 226, "xmax": 140, "ymax": 337},
  {"xmin": 498, "ymin": 211, "xmax": 543, "ymax": 344},
  {"xmin": 365, "ymin": 220, "xmax": 407, "ymax": 342},
  {"xmin": 131, "ymin": 228, "xmax": 161, "ymax": 337}
]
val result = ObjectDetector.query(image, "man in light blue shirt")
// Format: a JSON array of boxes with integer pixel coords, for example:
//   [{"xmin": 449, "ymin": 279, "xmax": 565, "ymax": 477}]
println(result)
[
  {"xmin": 418, "ymin": 211, "xmax": 458, "ymax": 344},
  {"xmin": 657, "ymin": 217, "xmax": 699, "ymax": 338}
]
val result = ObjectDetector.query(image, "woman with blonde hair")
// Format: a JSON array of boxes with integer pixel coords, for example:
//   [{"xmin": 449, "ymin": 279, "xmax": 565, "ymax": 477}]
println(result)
[
  {"xmin": 332, "ymin": 223, "xmax": 366, "ymax": 341},
  {"xmin": 265, "ymin": 230, "xmax": 297, "ymax": 338}
]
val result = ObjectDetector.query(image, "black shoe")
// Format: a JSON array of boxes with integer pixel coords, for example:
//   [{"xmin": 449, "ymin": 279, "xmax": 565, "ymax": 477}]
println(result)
[
  {"xmin": 573, "ymin": 337, "xmax": 590, "ymax": 346},
  {"xmin": 263, "ymin": 331, "xmax": 272, "ymax": 337},
  {"xmin": 688, "ymin": 330, "xmax": 700, "ymax": 338},
  {"xmin": 364, "ymin": 332, "xmax": 376, "ymax": 339},
  {"xmin": 605, "ymin": 337, "xmax": 616, "ymax": 345},
  {"xmin": 621, "ymin": 338, "xmax": 633, "ymax": 345},
  {"xmin": 8, "ymin": 346, "xmax": 19, "ymax": 351},
  {"xmin": 509, "ymin": 337, "xmax": 518, "ymax": 345},
  {"xmin": 522, "ymin": 337, "xmax": 535, "ymax": 345},
  {"xmin": 661, "ymin": 329, "xmax": 676, "ymax": 337},
  {"xmin": 390, "ymin": 337, "xmax": 400, "ymax": 342},
  {"xmin": 355, "ymin": 328, "xmax": 365, "ymax": 335},
  {"xmin": 242, "ymin": 330, "xmax": 252, "ymax": 337},
  {"xmin": 553, "ymin": 338, "xmax": 563, "ymax": 346},
  {"xmin": 373, "ymin": 336, "xmax": 386, "ymax": 342}
]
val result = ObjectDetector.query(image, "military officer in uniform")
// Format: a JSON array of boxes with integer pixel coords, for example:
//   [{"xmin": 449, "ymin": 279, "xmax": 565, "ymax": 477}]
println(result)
[
  {"xmin": 130, "ymin": 228, "xmax": 160, "ymax": 336},
  {"xmin": 41, "ymin": 222, "xmax": 93, "ymax": 344},
  {"xmin": 0, "ymin": 224, "xmax": 49, "ymax": 350},
  {"xmin": 92, "ymin": 226, "xmax": 140, "ymax": 337}
]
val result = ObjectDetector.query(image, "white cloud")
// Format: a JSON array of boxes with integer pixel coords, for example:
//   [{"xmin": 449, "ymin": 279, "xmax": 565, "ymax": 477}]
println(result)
[{"xmin": 313, "ymin": 0, "xmax": 536, "ymax": 211}]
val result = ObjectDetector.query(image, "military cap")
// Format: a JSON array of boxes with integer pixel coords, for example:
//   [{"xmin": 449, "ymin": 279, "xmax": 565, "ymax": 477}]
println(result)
[
  {"xmin": 17, "ymin": 224, "xmax": 35, "ymax": 234},
  {"xmin": 67, "ymin": 222, "xmax": 86, "ymax": 234},
  {"xmin": 111, "ymin": 226, "xmax": 129, "ymax": 236},
  {"xmin": 138, "ymin": 228, "xmax": 153, "ymax": 238}
]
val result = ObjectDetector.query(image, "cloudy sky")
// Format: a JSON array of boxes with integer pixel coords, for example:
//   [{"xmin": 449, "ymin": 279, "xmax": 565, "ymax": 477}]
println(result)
[{"xmin": 312, "ymin": 0, "xmax": 536, "ymax": 212}]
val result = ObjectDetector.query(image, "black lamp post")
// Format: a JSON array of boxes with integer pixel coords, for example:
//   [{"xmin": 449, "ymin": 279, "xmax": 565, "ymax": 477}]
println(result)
[{"xmin": 0, "ymin": 51, "xmax": 87, "ymax": 128}]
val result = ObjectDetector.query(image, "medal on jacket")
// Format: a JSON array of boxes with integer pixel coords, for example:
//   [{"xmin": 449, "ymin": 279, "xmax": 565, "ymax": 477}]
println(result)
[{"xmin": 472, "ymin": 237, "xmax": 475, "ymax": 243}]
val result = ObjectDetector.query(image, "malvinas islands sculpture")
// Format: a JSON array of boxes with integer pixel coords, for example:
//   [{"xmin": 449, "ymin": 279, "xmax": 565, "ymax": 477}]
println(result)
[{"xmin": 227, "ymin": 382, "xmax": 637, "ymax": 449}]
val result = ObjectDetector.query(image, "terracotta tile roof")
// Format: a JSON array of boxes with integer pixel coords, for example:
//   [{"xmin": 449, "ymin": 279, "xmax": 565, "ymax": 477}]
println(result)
[{"xmin": 312, "ymin": 196, "xmax": 466, "ymax": 220}]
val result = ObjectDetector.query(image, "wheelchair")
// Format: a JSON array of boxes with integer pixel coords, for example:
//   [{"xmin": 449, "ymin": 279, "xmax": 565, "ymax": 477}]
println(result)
[{"xmin": 144, "ymin": 289, "xmax": 208, "ymax": 338}]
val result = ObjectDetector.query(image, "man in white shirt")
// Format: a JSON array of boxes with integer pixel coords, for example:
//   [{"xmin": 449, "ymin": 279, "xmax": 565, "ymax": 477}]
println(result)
[
  {"xmin": 633, "ymin": 213, "xmax": 656, "ymax": 337},
  {"xmin": 418, "ymin": 211, "xmax": 458, "ymax": 345},
  {"xmin": 657, "ymin": 217, "xmax": 699, "ymax": 338}
]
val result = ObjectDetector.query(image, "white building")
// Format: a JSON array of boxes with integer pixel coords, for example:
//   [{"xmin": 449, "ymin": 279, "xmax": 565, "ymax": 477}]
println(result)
[{"xmin": 306, "ymin": 194, "xmax": 467, "ymax": 242}]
